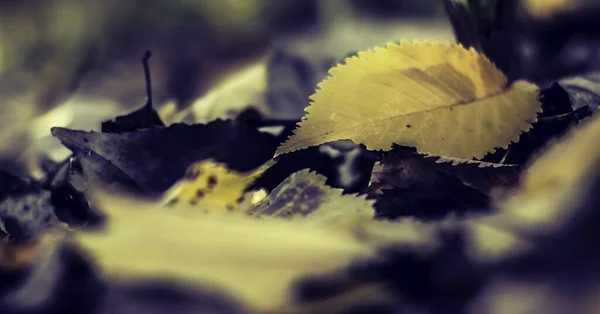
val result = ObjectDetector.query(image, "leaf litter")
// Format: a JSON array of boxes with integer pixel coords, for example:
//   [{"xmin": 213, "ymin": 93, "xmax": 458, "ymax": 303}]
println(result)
[{"xmin": 1, "ymin": 31, "xmax": 600, "ymax": 314}]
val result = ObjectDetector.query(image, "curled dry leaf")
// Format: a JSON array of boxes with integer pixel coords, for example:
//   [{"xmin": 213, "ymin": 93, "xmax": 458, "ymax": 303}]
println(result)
[
  {"xmin": 162, "ymin": 159, "xmax": 274, "ymax": 211},
  {"xmin": 249, "ymin": 169, "xmax": 375, "ymax": 224},
  {"xmin": 74, "ymin": 193, "xmax": 372, "ymax": 311},
  {"xmin": 276, "ymin": 41, "xmax": 541, "ymax": 159}
]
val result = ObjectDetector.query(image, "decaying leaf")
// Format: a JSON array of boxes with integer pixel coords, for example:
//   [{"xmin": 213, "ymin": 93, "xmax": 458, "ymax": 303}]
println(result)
[
  {"xmin": 276, "ymin": 41, "xmax": 541, "ymax": 159},
  {"xmin": 249, "ymin": 169, "xmax": 375, "ymax": 224},
  {"xmin": 254, "ymin": 141, "xmax": 377, "ymax": 195},
  {"xmin": 366, "ymin": 151, "xmax": 521, "ymax": 220},
  {"xmin": 74, "ymin": 193, "xmax": 372, "ymax": 311},
  {"xmin": 0, "ymin": 190, "xmax": 60, "ymax": 242},
  {"xmin": 101, "ymin": 103, "xmax": 164, "ymax": 134},
  {"xmin": 51, "ymin": 119, "xmax": 279, "ymax": 196},
  {"xmin": 0, "ymin": 171, "xmax": 61, "ymax": 242},
  {"xmin": 370, "ymin": 151, "xmax": 520, "ymax": 196},
  {"xmin": 559, "ymin": 72, "xmax": 600, "ymax": 111},
  {"xmin": 162, "ymin": 159, "xmax": 274, "ymax": 211}
]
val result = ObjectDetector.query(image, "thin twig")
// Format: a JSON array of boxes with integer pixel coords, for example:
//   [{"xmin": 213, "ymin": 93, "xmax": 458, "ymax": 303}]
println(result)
[{"xmin": 143, "ymin": 50, "xmax": 153, "ymax": 109}]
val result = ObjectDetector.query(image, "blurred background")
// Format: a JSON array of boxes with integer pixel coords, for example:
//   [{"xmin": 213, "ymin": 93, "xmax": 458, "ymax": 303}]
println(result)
[
  {"xmin": 1, "ymin": 0, "xmax": 599, "ymax": 179},
  {"xmin": 0, "ymin": 0, "xmax": 452, "ymax": 178}
]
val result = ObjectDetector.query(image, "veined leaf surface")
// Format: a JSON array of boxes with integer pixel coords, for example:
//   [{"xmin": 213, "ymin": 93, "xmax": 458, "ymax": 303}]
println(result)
[
  {"xmin": 276, "ymin": 41, "xmax": 541, "ymax": 159},
  {"xmin": 249, "ymin": 169, "xmax": 375, "ymax": 224}
]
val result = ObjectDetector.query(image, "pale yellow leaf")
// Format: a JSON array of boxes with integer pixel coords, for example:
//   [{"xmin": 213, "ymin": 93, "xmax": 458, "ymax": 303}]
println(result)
[
  {"xmin": 275, "ymin": 41, "xmax": 541, "ymax": 159},
  {"xmin": 161, "ymin": 159, "xmax": 273, "ymax": 211},
  {"xmin": 75, "ymin": 193, "xmax": 372, "ymax": 311}
]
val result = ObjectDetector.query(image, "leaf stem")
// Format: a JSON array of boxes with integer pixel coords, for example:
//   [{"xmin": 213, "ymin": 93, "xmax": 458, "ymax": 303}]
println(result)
[{"xmin": 143, "ymin": 50, "xmax": 153, "ymax": 109}]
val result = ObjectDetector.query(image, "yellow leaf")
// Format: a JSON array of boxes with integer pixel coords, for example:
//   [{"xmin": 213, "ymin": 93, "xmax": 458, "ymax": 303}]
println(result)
[
  {"xmin": 275, "ymin": 41, "xmax": 541, "ymax": 159},
  {"xmin": 161, "ymin": 159, "xmax": 273, "ymax": 211},
  {"xmin": 75, "ymin": 193, "xmax": 372, "ymax": 311}
]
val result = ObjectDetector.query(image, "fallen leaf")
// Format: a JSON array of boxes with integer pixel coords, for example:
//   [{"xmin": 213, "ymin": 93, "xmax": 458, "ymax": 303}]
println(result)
[
  {"xmin": 254, "ymin": 141, "xmax": 376, "ymax": 195},
  {"xmin": 559, "ymin": 72, "xmax": 600, "ymax": 111},
  {"xmin": 51, "ymin": 119, "xmax": 279, "ymax": 196},
  {"xmin": 482, "ymin": 84, "xmax": 593, "ymax": 165},
  {"xmin": 276, "ymin": 41, "xmax": 541, "ymax": 159},
  {"xmin": 74, "ymin": 193, "xmax": 372, "ymax": 311},
  {"xmin": 366, "ymin": 151, "xmax": 519, "ymax": 220},
  {"xmin": 101, "ymin": 103, "xmax": 164, "ymax": 134},
  {"xmin": 498, "ymin": 113, "xmax": 600, "ymax": 235},
  {"xmin": 162, "ymin": 159, "xmax": 274, "ymax": 211},
  {"xmin": 0, "ymin": 171, "xmax": 61, "ymax": 242},
  {"xmin": 249, "ymin": 169, "xmax": 375, "ymax": 224},
  {"xmin": 371, "ymin": 151, "xmax": 521, "ymax": 196}
]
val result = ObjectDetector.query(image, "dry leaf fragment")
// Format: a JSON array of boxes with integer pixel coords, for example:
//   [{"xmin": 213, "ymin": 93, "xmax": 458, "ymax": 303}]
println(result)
[
  {"xmin": 249, "ymin": 169, "xmax": 375, "ymax": 224},
  {"xmin": 370, "ymin": 151, "xmax": 520, "ymax": 197},
  {"xmin": 276, "ymin": 41, "xmax": 541, "ymax": 159},
  {"xmin": 0, "ymin": 188, "xmax": 61, "ymax": 242},
  {"xmin": 162, "ymin": 159, "xmax": 273, "ymax": 211},
  {"xmin": 366, "ymin": 151, "xmax": 519, "ymax": 221},
  {"xmin": 559, "ymin": 72, "xmax": 600, "ymax": 111}
]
